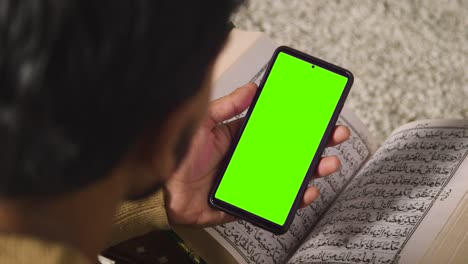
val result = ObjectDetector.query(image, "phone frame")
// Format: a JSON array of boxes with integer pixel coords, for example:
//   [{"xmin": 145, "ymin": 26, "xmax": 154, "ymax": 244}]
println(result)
[{"xmin": 209, "ymin": 46, "xmax": 354, "ymax": 234}]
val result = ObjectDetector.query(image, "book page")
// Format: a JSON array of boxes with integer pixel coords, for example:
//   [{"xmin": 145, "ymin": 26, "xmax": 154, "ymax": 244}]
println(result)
[
  {"xmin": 288, "ymin": 119, "xmax": 468, "ymax": 264},
  {"xmin": 206, "ymin": 108, "xmax": 372, "ymax": 264},
  {"xmin": 420, "ymin": 190, "xmax": 468, "ymax": 263},
  {"xmin": 210, "ymin": 30, "xmax": 278, "ymax": 101},
  {"xmin": 212, "ymin": 29, "xmax": 267, "ymax": 84}
]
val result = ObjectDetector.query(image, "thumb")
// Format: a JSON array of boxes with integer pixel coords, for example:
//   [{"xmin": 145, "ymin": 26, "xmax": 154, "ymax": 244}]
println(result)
[{"xmin": 207, "ymin": 83, "xmax": 257, "ymax": 126}]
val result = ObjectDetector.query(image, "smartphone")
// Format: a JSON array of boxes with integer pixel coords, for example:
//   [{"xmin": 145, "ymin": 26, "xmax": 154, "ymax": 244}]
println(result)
[{"xmin": 209, "ymin": 46, "xmax": 353, "ymax": 234}]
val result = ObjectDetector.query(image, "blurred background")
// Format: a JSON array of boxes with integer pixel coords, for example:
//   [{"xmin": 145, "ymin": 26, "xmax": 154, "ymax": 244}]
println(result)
[{"xmin": 233, "ymin": 0, "xmax": 468, "ymax": 143}]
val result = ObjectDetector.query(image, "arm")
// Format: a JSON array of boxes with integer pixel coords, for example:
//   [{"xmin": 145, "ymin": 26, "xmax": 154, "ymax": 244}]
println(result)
[{"xmin": 108, "ymin": 191, "xmax": 169, "ymax": 246}]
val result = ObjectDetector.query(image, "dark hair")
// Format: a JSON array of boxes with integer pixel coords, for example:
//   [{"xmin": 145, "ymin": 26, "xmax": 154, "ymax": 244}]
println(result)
[{"xmin": 0, "ymin": 0, "xmax": 242, "ymax": 197}]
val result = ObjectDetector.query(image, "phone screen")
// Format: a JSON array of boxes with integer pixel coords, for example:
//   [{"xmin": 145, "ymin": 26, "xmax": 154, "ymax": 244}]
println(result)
[{"xmin": 213, "ymin": 51, "xmax": 349, "ymax": 226}]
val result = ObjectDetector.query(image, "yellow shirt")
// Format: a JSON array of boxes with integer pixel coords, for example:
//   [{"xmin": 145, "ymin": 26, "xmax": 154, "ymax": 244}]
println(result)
[{"xmin": 0, "ymin": 191, "xmax": 169, "ymax": 263}]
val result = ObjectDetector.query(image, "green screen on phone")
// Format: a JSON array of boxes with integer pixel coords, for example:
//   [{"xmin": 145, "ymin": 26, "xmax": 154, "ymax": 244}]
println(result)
[{"xmin": 214, "ymin": 51, "xmax": 348, "ymax": 226}]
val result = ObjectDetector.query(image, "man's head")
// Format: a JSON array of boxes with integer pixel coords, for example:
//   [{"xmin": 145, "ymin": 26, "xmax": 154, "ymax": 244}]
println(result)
[{"xmin": 0, "ymin": 0, "xmax": 242, "ymax": 199}]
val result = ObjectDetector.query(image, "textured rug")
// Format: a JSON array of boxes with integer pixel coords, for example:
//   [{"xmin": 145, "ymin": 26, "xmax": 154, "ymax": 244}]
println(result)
[{"xmin": 233, "ymin": 0, "xmax": 468, "ymax": 143}]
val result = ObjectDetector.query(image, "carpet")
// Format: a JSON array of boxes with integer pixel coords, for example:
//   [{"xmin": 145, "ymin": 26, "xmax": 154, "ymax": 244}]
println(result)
[{"xmin": 233, "ymin": 0, "xmax": 468, "ymax": 143}]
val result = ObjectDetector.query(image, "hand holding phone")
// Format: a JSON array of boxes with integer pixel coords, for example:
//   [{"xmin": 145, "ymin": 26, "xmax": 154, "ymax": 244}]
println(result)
[{"xmin": 209, "ymin": 46, "xmax": 354, "ymax": 234}]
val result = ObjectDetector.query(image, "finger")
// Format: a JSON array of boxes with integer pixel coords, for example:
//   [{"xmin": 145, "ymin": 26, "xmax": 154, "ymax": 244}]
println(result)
[
  {"xmin": 316, "ymin": 155, "xmax": 341, "ymax": 177},
  {"xmin": 300, "ymin": 186, "xmax": 320, "ymax": 208},
  {"xmin": 208, "ymin": 83, "xmax": 257, "ymax": 125},
  {"xmin": 218, "ymin": 212, "xmax": 238, "ymax": 225},
  {"xmin": 327, "ymin": 125, "xmax": 351, "ymax": 147},
  {"xmin": 222, "ymin": 117, "xmax": 245, "ymax": 141}
]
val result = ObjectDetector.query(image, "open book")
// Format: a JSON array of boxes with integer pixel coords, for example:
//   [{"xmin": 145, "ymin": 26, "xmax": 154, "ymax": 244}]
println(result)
[{"xmin": 174, "ymin": 29, "xmax": 468, "ymax": 264}]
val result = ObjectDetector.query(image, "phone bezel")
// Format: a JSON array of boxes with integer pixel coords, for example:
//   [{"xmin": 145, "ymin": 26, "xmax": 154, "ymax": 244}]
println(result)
[{"xmin": 209, "ymin": 46, "xmax": 354, "ymax": 234}]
